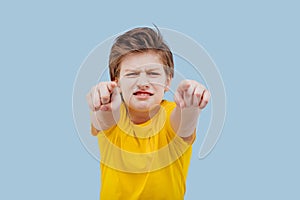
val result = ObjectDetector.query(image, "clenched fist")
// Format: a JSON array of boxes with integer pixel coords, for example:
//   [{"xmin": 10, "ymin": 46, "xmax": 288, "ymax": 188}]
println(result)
[
  {"xmin": 174, "ymin": 80, "xmax": 210, "ymax": 109},
  {"xmin": 86, "ymin": 81, "xmax": 121, "ymax": 112}
]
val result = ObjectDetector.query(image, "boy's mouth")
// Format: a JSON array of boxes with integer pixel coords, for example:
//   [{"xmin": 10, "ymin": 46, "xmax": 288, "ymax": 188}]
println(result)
[{"xmin": 133, "ymin": 91, "xmax": 154, "ymax": 96}]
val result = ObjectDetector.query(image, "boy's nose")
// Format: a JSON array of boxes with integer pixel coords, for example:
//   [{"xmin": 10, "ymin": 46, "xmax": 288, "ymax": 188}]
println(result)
[{"xmin": 136, "ymin": 73, "xmax": 150, "ymax": 88}]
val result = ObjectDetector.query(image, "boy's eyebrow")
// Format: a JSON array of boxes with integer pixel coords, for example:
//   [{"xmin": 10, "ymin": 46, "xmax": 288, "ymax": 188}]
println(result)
[
  {"xmin": 146, "ymin": 67, "xmax": 161, "ymax": 71},
  {"xmin": 124, "ymin": 67, "xmax": 162, "ymax": 72},
  {"xmin": 123, "ymin": 68, "xmax": 140, "ymax": 72}
]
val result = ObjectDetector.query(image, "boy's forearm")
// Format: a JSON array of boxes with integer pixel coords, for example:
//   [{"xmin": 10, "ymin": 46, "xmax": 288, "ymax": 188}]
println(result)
[
  {"xmin": 170, "ymin": 106, "xmax": 201, "ymax": 138},
  {"xmin": 91, "ymin": 109, "xmax": 120, "ymax": 133}
]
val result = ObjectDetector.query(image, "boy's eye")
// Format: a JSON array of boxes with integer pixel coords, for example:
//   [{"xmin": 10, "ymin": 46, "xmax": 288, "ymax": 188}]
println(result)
[
  {"xmin": 124, "ymin": 71, "xmax": 161, "ymax": 78},
  {"xmin": 147, "ymin": 72, "xmax": 160, "ymax": 76},
  {"xmin": 125, "ymin": 72, "xmax": 139, "ymax": 77}
]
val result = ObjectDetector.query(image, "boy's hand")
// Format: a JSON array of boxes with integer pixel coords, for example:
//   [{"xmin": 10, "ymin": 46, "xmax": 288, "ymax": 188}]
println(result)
[
  {"xmin": 174, "ymin": 80, "xmax": 210, "ymax": 109},
  {"xmin": 86, "ymin": 81, "xmax": 121, "ymax": 112}
]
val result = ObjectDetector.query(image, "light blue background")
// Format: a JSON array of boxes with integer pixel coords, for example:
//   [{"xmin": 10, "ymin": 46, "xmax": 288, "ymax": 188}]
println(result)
[{"xmin": 1, "ymin": 0, "xmax": 299, "ymax": 199}]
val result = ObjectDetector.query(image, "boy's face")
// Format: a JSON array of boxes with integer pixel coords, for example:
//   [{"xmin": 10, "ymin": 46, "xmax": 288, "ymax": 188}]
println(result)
[{"xmin": 117, "ymin": 52, "xmax": 171, "ymax": 112}]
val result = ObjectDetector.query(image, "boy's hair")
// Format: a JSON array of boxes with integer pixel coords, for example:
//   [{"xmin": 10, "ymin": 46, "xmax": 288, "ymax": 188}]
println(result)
[{"xmin": 109, "ymin": 26, "xmax": 174, "ymax": 81}]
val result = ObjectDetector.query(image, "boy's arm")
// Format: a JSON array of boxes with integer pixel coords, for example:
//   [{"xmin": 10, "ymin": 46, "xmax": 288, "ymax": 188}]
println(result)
[
  {"xmin": 90, "ymin": 109, "xmax": 120, "ymax": 135},
  {"xmin": 86, "ymin": 82, "xmax": 121, "ymax": 135},
  {"xmin": 170, "ymin": 80, "xmax": 210, "ymax": 139}
]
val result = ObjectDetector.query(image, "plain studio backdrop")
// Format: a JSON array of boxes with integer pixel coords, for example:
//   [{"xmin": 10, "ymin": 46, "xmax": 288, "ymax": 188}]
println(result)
[{"xmin": 1, "ymin": 1, "xmax": 299, "ymax": 199}]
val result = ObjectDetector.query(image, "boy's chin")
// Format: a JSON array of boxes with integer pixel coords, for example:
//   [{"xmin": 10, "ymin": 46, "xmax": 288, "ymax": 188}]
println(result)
[{"xmin": 129, "ymin": 102, "xmax": 161, "ymax": 112}]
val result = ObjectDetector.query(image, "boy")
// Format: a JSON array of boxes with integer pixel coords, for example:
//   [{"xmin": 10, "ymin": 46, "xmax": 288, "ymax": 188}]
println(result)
[{"xmin": 86, "ymin": 26, "xmax": 210, "ymax": 200}]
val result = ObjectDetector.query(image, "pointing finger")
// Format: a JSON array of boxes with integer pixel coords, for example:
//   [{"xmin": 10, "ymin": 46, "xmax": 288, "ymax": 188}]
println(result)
[
  {"xmin": 107, "ymin": 81, "xmax": 117, "ymax": 92},
  {"xmin": 177, "ymin": 80, "xmax": 191, "ymax": 93}
]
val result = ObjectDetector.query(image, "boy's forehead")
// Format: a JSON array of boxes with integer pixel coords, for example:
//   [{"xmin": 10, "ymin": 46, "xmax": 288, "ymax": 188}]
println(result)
[
  {"xmin": 122, "ymin": 64, "xmax": 164, "ymax": 71},
  {"xmin": 120, "ymin": 52, "xmax": 163, "ymax": 68}
]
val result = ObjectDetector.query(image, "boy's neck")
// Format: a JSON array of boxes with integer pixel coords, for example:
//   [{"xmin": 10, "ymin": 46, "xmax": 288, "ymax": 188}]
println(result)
[{"xmin": 128, "ymin": 105, "xmax": 161, "ymax": 124}]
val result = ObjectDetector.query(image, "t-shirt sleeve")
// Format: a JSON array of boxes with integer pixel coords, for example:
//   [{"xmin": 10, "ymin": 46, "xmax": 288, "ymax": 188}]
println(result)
[
  {"xmin": 91, "ymin": 123, "xmax": 99, "ymax": 136},
  {"xmin": 91, "ymin": 123, "xmax": 117, "ymax": 138}
]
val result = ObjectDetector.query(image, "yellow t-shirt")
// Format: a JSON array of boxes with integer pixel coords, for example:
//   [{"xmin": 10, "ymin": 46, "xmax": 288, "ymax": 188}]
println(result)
[{"xmin": 92, "ymin": 100, "xmax": 195, "ymax": 200}]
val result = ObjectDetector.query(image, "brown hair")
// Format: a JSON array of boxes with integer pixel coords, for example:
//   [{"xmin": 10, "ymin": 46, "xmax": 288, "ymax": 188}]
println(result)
[{"xmin": 109, "ymin": 26, "xmax": 174, "ymax": 81}]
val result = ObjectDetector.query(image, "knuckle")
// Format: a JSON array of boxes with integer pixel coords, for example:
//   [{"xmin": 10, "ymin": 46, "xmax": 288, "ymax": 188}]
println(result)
[
  {"xmin": 101, "ymin": 95, "xmax": 110, "ymax": 103},
  {"xmin": 92, "ymin": 85, "xmax": 98, "ymax": 91},
  {"xmin": 101, "ymin": 95, "xmax": 110, "ymax": 99},
  {"xmin": 99, "ymin": 82, "xmax": 107, "ymax": 86}
]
